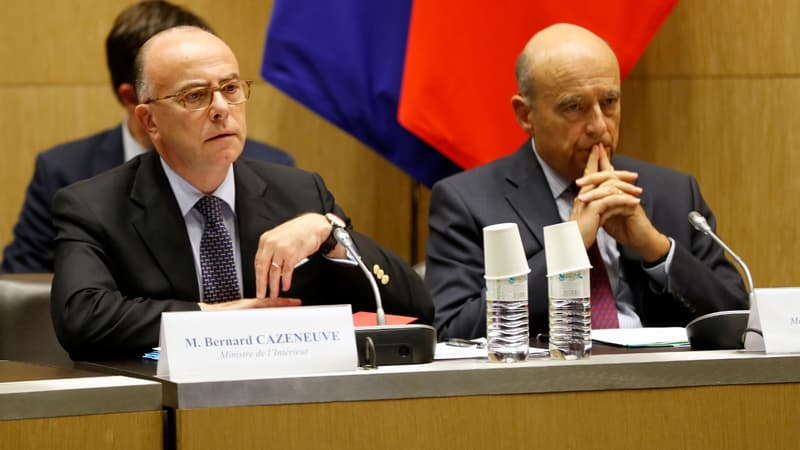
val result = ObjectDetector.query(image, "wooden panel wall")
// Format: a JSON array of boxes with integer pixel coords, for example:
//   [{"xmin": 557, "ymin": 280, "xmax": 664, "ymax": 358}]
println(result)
[
  {"xmin": 0, "ymin": 410, "xmax": 163, "ymax": 450},
  {"xmin": 620, "ymin": 0, "xmax": 800, "ymax": 287},
  {"xmin": 1, "ymin": 0, "xmax": 798, "ymax": 289},
  {"xmin": 176, "ymin": 383, "xmax": 800, "ymax": 449}
]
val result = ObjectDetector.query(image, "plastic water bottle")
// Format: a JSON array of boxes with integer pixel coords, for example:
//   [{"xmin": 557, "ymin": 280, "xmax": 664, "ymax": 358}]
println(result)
[
  {"xmin": 548, "ymin": 270, "xmax": 591, "ymax": 360},
  {"xmin": 486, "ymin": 275, "xmax": 529, "ymax": 362},
  {"xmin": 482, "ymin": 223, "xmax": 530, "ymax": 362}
]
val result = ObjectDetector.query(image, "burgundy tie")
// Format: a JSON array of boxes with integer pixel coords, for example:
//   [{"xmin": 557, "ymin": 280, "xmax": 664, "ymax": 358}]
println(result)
[{"xmin": 588, "ymin": 243, "xmax": 619, "ymax": 328}]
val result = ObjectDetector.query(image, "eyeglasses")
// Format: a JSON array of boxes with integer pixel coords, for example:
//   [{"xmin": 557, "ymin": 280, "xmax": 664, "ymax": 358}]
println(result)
[{"xmin": 145, "ymin": 79, "xmax": 252, "ymax": 111}]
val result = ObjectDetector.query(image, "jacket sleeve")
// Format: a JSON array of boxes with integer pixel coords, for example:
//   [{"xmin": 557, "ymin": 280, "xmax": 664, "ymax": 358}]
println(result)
[
  {"xmin": 51, "ymin": 186, "xmax": 198, "ymax": 360},
  {"xmin": 425, "ymin": 178, "xmax": 487, "ymax": 340},
  {"xmin": 627, "ymin": 174, "xmax": 749, "ymax": 326},
  {"xmin": 1, "ymin": 154, "xmax": 60, "ymax": 273},
  {"xmin": 660, "ymin": 176, "xmax": 749, "ymax": 317}
]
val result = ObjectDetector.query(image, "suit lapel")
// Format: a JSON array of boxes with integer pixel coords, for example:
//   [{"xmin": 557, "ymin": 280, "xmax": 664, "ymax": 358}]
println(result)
[
  {"xmin": 129, "ymin": 152, "xmax": 199, "ymax": 299},
  {"xmin": 504, "ymin": 142, "xmax": 562, "ymax": 248},
  {"xmin": 234, "ymin": 161, "xmax": 283, "ymax": 297}
]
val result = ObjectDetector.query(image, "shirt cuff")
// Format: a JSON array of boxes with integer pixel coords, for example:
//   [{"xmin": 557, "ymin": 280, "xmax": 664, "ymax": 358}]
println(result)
[{"xmin": 323, "ymin": 255, "xmax": 358, "ymax": 266}]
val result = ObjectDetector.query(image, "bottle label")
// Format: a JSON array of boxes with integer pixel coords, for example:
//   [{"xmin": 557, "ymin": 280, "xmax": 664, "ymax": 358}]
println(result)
[
  {"xmin": 549, "ymin": 270, "xmax": 590, "ymax": 298},
  {"xmin": 485, "ymin": 276, "xmax": 528, "ymax": 302}
]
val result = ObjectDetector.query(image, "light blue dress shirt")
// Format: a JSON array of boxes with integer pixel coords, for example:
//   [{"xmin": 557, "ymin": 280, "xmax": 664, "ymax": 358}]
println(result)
[{"xmin": 120, "ymin": 119, "xmax": 148, "ymax": 162}]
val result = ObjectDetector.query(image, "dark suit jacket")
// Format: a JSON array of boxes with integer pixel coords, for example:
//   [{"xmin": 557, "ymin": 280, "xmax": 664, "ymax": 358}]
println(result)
[
  {"xmin": 426, "ymin": 141, "xmax": 748, "ymax": 340},
  {"xmin": 1, "ymin": 125, "xmax": 295, "ymax": 274},
  {"xmin": 51, "ymin": 151, "xmax": 432, "ymax": 360}
]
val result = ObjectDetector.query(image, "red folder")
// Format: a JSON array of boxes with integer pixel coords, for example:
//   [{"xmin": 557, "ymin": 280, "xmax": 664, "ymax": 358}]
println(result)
[{"xmin": 352, "ymin": 311, "xmax": 418, "ymax": 327}]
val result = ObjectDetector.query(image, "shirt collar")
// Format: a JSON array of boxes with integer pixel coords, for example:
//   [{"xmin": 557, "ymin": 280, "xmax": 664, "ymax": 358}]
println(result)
[
  {"xmin": 529, "ymin": 137, "xmax": 572, "ymax": 200},
  {"xmin": 159, "ymin": 158, "xmax": 237, "ymax": 217},
  {"xmin": 121, "ymin": 118, "xmax": 149, "ymax": 162}
]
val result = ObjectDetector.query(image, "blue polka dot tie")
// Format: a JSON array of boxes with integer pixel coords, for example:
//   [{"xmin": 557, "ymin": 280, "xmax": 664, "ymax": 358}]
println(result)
[
  {"xmin": 195, "ymin": 196, "xmax": 240, "ymax": 303},
  {"xmin": 588, "ymin": 243, "xmax": 619, "ymax": 328}
]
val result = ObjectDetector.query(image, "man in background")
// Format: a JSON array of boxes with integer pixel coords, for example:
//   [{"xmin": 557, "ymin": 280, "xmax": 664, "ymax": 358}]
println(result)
[
  {"xmin": 425, "ymin": 23, "xmax": 747, "ymax": 340},
  {"xmin": 1, "ymin": 0, "xmax": 293, "ymax": 274},
  {"xmin": 51, "ymin": 26, "xmax": 432, "ymax": 360}
]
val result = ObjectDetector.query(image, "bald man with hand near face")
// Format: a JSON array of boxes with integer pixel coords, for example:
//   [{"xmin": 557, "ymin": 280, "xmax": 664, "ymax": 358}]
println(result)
[
  {"xmin": 51, "ymin": 26, "xmax": 432, "ymax": 360},
  {"xmin": 426, "ymin": 24, "xmax": 747, "ymax": 340}
]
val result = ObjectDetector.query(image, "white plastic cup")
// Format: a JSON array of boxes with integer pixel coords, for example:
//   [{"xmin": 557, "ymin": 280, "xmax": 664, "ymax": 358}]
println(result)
[
  {"xmin": 543, "ymin": 221, "xmax": 591, "ymax": 277},
  {"xmin": 483, "ymin": 223, "xmax": 531, "ymax": 280}
]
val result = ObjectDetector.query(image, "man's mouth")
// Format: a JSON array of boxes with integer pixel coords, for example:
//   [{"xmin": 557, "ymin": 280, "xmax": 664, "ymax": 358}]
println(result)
[
  {"xmin": 583, "ymin": 143, "xmax": 612, "ymax": 153},
  {"xmin": 207, "ymin": 132, "xmax": 236, "ymax": 142}
]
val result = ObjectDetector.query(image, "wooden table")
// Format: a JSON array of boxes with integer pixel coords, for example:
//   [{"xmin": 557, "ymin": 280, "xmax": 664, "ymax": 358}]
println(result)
[
  {"xmin": 82, "ymin": 347, "xmax": 800, "ymax": 450},
  {"xmin": 0, "ymin": 361, "xmax": 163, "ymax": 450}
]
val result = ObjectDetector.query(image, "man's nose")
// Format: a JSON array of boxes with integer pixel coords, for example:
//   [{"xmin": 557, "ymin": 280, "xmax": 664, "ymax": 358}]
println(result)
[
  {"xmin": 584, "ymin": 103, "xmax": 608, "ymax": 137},
  {"xmin": 208, "ymin": 91, "xmax": 230, "ymax": 121}
]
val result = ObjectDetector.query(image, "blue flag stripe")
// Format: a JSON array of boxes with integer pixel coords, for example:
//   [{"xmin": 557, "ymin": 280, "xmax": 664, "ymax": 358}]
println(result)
[{"xmin": 261, "ymin": 0, "xmax": 460, "ymax": 187}]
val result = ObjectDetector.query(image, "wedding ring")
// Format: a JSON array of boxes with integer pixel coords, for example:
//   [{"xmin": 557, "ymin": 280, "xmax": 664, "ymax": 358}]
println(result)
[{"xmin": 271, "ymin": 261, "xmax": 281, "ymax": 269}]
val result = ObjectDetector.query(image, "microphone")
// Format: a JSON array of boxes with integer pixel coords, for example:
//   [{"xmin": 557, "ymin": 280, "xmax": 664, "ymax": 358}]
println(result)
[
  {"xmin": 684, "ymin": 211, "xmax": 751, "ymax": 349},
  {"xmin": 332, "ymin": 227, "xmax": 436, "ymax": 366},
  {"xmin": 687, "ymin": 210, "xmax": 712, "ymax": 234},
  {"xmin": 333, "ymin": 227, "xmax": 385, "ymax": 326}
]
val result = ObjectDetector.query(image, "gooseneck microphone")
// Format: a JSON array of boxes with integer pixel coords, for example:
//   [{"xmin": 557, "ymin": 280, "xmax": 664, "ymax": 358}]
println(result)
[
  {"xmin": 333, "ymin": 227, "xmax": 386, "ymax": 326},
  {"xmin": 685, "ymin": 211, "xmax": 752, "ymax": 350},
  {"xmin": 687, "ymin": 211, "xmax": 754, "ymax": 297},
  {"xmin": 332, "ymin": 227, "xmax": 437, "ymax": 367}
]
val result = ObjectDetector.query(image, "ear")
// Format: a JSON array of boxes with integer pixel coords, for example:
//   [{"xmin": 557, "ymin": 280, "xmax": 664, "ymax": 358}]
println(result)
[
  {"xmin": 117, "ymin": 83, "xmax": 139, "ymax": 109},
  {"xmin": 134, "ymin": 104, "xmax": 158, "ymax": 141},
  {"xmin": 511, "ymin": 94, "xmax": 534, "ymax": 135}
]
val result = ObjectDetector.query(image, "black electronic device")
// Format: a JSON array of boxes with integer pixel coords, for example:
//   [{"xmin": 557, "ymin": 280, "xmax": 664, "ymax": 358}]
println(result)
[
  {"xmin": 355, "ymin": 324, "xmax": 436, "ymax": 367},
  {"xmin": 685, "ymin": 310, "xmax": 750, "ymax": 350}
]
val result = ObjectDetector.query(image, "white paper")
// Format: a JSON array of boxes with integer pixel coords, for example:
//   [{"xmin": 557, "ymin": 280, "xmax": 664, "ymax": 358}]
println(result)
[
  {"xmin": 745, "ymin": 287, "xmax": 800, "ymax": 354},
  {"xmin": 434, "ymin": 339, "xmax": 549, "ymax": 360},
  {"xmin": 591, "ymin": 327, "xmax": 689, "ymax": 347}
]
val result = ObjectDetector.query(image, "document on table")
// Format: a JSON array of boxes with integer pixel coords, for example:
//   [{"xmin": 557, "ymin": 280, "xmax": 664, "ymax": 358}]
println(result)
[
  {"xmin": 434, "ymin": 338, "xmax": 549, "ymax": 360},
  {"xmin": 591, "ymin": 327, "xmax": 689, "ymax": 347}
]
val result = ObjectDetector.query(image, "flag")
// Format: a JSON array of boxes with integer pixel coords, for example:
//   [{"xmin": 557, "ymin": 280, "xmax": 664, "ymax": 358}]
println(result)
[
  {"xmin": 261, "ymin": 0, "xmax": 460, "ymax": 187},
  {"xmin": 398, "ymin": 0, "xmax": 679, "ymax": 170},
  {"xmin": 262, "ymin": 1, "xmax": 678, "ymax": 185}
]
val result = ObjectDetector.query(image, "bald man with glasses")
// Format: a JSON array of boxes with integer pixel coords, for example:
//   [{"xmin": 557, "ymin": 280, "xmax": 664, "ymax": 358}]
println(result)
[
  {"xmin": 50, "ymin": 26, "xmax": 432, "ymax": 361},
  {"xmin": 0, "ymin": 0, "xmax": 295, "ymax": 275}
]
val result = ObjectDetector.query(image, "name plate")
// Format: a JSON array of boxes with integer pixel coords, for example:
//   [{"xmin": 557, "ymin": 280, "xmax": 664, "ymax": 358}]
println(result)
[
  {"xmin": 157, "ymin": 305, "xmax": 358, "ymax": 380},
  {"xmin": 744, "ymin": 288, "xmax": 800, "ymax": 353}
]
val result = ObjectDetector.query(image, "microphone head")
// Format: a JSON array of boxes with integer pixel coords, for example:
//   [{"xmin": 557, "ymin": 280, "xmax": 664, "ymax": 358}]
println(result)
[
  {"xmin": 333, "ymin": 227, "xmax": 354, "ymax": 248},
  {"xmin": 332, "ymin": 227, "xmax": 358, "ymax": 261},
  {"xmin": 688, "ymin": 211, "xmax": 711, "ymax": 234}
]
